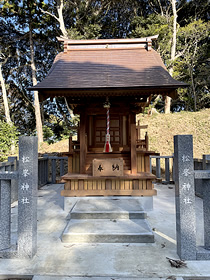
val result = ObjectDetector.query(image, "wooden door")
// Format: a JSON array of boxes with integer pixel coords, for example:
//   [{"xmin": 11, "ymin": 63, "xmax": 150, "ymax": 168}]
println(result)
[{"xmin": 94, "ymin": 115, "xmax": 121, "ymax": 149}]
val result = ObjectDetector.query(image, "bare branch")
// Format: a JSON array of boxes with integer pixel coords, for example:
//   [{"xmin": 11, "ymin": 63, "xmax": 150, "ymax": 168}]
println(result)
[
  {"xmin": 39, "ymin": 7, "xmax": 59, "ymax": 22},
  {"xmin": 148, "ymin": 0, "xmax": 159, "ymax": 15}
]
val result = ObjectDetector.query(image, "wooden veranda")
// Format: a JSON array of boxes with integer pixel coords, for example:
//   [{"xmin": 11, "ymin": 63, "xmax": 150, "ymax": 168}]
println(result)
[{"xmin": 29, "ymin": 36, "xmax": 187, "ymax": 197}]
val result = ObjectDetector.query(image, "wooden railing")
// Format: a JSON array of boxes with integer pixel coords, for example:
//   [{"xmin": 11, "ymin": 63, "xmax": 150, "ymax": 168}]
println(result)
[
  {"xmin": 41, "ymin": 155, "xmax": 68, "ymax": 184},
  {"xmin": 136, "ymin": 121, "xmax": 149, "ymax": 151}
]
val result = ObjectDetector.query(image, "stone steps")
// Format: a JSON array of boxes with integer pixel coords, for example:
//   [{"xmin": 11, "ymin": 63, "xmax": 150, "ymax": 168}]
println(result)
[
  {"xmin": 62, "ymin": 198, "xmax": 154, "ymax": 244},
  {"xmin": 33, "ymin": 276, "xmax": 184, "ymax": 280},
  {"xmin": 62, "ymin": 218, "xmax": 154, "ymax": 243}
]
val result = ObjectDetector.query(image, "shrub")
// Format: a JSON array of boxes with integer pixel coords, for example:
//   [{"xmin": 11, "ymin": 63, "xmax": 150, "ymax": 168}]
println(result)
[{"xmin": 0, "ymin": 120, "xmax": 19, "ymax": 161}]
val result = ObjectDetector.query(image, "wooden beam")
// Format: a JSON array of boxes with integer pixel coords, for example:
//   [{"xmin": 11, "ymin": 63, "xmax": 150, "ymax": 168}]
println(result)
[
  {"xmin": 80, "ymin": 111, "xmax": 86, "ymax": 174},
  {"xmin": 130, "ymin": 114, "xmax": 137, "ymax": 174},
  {"xmin": 61, "ymin": 189, "xmax": 157, "ymax": 197}
]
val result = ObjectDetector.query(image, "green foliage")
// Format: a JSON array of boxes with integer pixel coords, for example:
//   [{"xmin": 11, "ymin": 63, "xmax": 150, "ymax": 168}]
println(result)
[
  {"xmin": 130, "ymin": 14, "xmax": 173, "ymax": 62},
  {"xmin": 173, "ymin": 20, "xmax": 210, "ymax": 111},
  {"xmin": 0, "ymin": 120, "xmax": 19, "ymax": 161},
  {"xmin": 43, "ymin": 125, "xmax": 55, "ymax": 144},
  {"xmin": 131, "ymin": 14, "xmax": 209, "ymax": 112}
]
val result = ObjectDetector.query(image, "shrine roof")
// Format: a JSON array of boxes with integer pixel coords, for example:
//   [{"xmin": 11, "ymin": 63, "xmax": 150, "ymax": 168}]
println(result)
[{"xmin": 28, "ymin": 36, "xmax": 187, "ymax": 98}]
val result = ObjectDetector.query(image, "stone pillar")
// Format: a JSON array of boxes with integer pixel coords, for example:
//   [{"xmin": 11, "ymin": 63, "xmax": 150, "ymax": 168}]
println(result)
[
  {"xmin": 174, "ymin": 135, "xmax": 196, "ymax": 260},
  {"xmin": 18, "ymin": 136, "xmax": 38, "ymax": 258},
  {"xmin": 0, "ymin": 180, "xmax": 11, "ymax": 250},
  {"xmin": 195, "ymin": 170, "xmax": 210, "ymax": 259},
  {"xmin": 8, "ymin": 157, "xmax": 18, "ymax": 203},
  {"xmin": 203, "ymin": 179, "xmax": 210, "ymax": 250}
]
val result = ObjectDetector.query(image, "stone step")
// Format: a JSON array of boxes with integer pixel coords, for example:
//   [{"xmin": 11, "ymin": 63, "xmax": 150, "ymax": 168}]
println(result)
[
  {"xmin": 33, "ymin": 277, "xmax": 184, "ymax": 280},
  {"xmin": 70, "ymin": 211, "xmax": 146, "ymax": 219},
  {"xmin": 70, "ymin": 198, "xmax": 147, "ymax": 219},
  {"xmin": 62, "ymin": 218, "xmax": 154, "ymax": 243}
]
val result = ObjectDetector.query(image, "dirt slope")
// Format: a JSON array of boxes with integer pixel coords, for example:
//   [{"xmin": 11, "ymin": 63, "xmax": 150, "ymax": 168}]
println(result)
[{"xmin": 137, "ymin": 108, "xmax": 210, "ymax": 159}]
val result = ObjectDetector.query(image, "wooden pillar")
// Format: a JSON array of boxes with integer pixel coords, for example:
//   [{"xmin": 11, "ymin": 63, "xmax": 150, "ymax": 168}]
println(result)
[
  {"xmin": 145, "ymin": 132, "xmax": 149, "ymax": 151},
  {"xmin": 69, "ymin": 136, "xmax": 73, "ymax": 152},
  {"xmin": 80, "ymin": 111, "xmax": 86, "ymax": 174},
  {"xmin": 130, "ymin": 113, "xmax": 137, "ymax": 174}
]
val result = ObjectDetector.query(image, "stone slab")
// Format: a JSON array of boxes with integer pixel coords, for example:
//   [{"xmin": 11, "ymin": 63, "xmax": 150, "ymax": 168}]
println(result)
[
  {"xmin": 0, "ymin": 171, "xmax": 18, "ymax": 180},
  {"xmin": 203, "ymin": 179, "xmax": 210, "ymax": 249},
  {"xmin": 62, "ymin": 218, "xmax": 154, "ymax": 243},
  {"xmin": 32, "ymin": 277, "xmax": 184, "ymax": 280},
  {"xmin": 93, "ymin": 158, "xmax": 123, "ymax": 176},
  {"xmin": 0, "ymin": 180, "xmax": 11, "ymax": 251},
  {"xmin": 71, "ymin": 198, "xmax": 146, "ymax": 219},
  {"xmin": 0, "ymin": 245, "xmax": 18, "ymax": 259},
  {"xmin": 196, "ymin": 246, "xmax": 210, "ymax": 260},
  {"xmin": 194, "ymin": 170, "xmax": 210, "ymax": 179}
]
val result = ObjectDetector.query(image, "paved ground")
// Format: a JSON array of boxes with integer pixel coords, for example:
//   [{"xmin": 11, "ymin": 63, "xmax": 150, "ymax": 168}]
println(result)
[{"xmin": 0, "ymin": 183, "xmax": 210, "ymax": 279}]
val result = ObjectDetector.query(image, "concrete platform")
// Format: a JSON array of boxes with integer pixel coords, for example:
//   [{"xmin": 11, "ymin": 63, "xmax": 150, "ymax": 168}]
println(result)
[
  {"xmin": 0, "ymin": 183, "xmax": 209, "ymax": 279},
  {"xmin": 62, "ymin": 218, "xmax": 154, "ymax": 243},
  {"xmin": 70, "ymin": 198, "xmax": 147, "ymax": 219}
]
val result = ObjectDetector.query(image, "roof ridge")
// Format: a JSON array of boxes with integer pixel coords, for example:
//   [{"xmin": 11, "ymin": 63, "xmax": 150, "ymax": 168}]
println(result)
[
  {"xmin": 57, "ymin": 36, "xmax": 158, "ymax": 52},
  {"xmin": 57, "ymin": 35, "xmax": 158, "ymax": 45}
]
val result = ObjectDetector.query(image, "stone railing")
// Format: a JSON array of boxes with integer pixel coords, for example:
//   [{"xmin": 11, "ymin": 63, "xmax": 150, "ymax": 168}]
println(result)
[
  {"xmin": 0, "ymin": 157, "xmax": 18, "ymax": 203},
  {"xmin": 0, "ymin": 155, "xmax": 68, "ymax": 191},
  {"xmin": 194, "ymin": 155, "xmax": 210, "ymax": 198},
  {"xmin": 149, "ymin": 155, "xmax": 174, "ymax": 184}
]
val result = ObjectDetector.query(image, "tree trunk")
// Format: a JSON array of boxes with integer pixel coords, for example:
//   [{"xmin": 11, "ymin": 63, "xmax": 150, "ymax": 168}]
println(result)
[
  {"xmin": 0, "ymin": 64, "xmax": 16, "ymax": 153},
  {"xmin": 57, "ymin": 0, "xmax": 68, "ymax": 38},
  {"xmin": 29, "ymin": 26, "xmax": 43, "ymax": 143},
  {"xmin": 190, "ymin": 66, "xmax": 197, "ymax": 111},
  {"xmin": 171, "ymin": 0, "xmax": 177, "ymax": 62},
  {"xmin": 164, "ymin": 96, "xmax": 172, "ymax": 114},
  {"xmin": 0, "ymin": 64, "xmax": 11, "ymax": 123},
  {"xmin": 165, "ymin": 0, "xmax": 177, "ymax": 114}
]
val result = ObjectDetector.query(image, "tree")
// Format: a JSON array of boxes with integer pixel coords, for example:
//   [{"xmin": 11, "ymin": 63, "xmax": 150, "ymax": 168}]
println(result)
[
  {"xmin": 0, "ymin": 56, "xmax": 11, "ymax": 123},
  {"xmin": 0, "ymin": 0, "xmax": 48, "ymax": 143},
  {"xmin": 173, "ymin": 20, "xmax": 210, "ymax": 111},
  {"xmin": 0, "ymin": 17, "xmax": 16, "ymax": 124},
  {"xmin": 0, "ymin": 0, "xmax": 209, "ymax": 143},
  {"xmin": 40, "ymin": 0, "xmax": 68, "ymax": 38},
  {"xmin": 164, "ymin": 0, "xmax": 178, "ymax": 114}
]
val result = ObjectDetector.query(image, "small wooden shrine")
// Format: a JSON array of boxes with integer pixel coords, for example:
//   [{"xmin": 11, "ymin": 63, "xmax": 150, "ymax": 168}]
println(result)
[{"xmin": 29, "ymin": 36, "xmax": 186, "ymax": 197}]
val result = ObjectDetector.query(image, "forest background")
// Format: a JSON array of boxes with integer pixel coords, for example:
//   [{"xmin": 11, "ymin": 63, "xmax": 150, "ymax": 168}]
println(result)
[{"xmin": 0, "ymin": 0, "xmax": 209, "ymax": 160}]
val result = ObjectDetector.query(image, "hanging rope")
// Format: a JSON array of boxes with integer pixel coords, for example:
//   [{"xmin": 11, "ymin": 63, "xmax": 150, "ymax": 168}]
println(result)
[
  {"xmin": 107, "ymin": 108, "xmax": 110, "ymax": 135},
  {"xmin": 103, "ymin": 97, "xmax": 112, "ymax": 153}
]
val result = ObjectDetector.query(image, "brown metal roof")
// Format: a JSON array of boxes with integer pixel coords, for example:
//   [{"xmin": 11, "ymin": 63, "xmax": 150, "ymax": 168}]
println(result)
[{"xmin": 29, "ymin": 37, "xmax": 187, "ymax": 98}]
